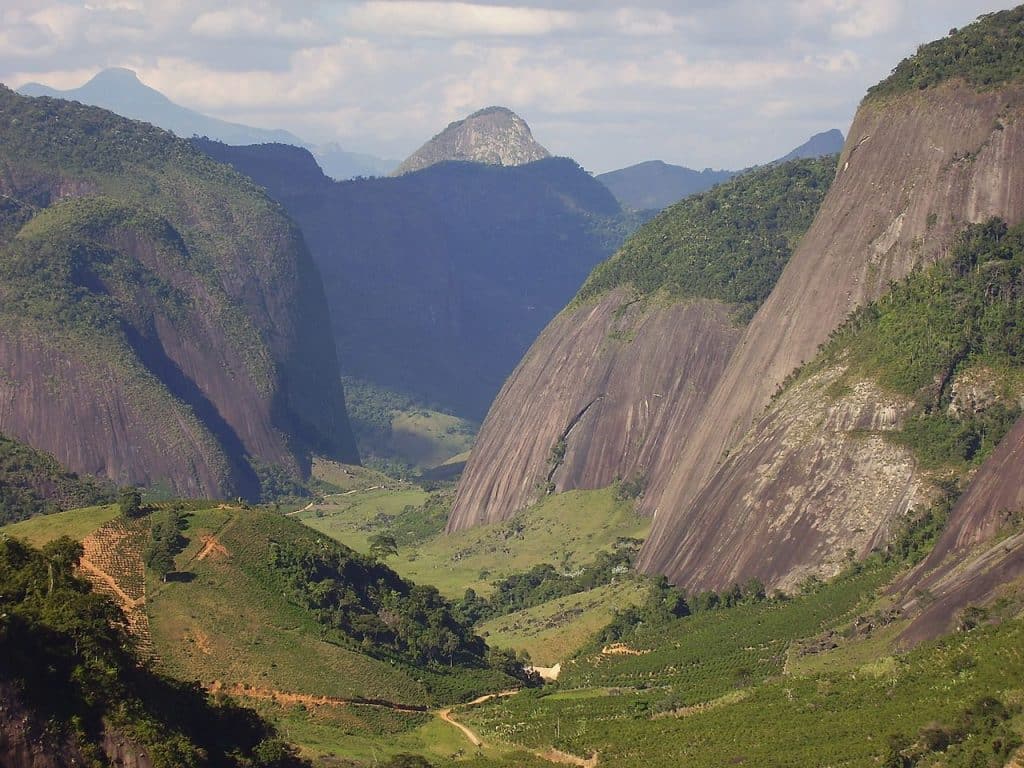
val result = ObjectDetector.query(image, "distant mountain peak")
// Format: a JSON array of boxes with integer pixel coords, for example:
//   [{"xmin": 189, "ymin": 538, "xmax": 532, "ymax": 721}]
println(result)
[
  {"xmin": 16, "ymin": 69, "xmax": 393, "ymax": 180},
  {"xmin": 774, "ymin": 128, "xmax": 845, "ymax": 164},
  {"xmin": 90, "ymin": 66, "xmax": 142, "ymax": 84},
  {"xmin": 394, "ymin": 106, "xmax": 550, "ymax": 175}
]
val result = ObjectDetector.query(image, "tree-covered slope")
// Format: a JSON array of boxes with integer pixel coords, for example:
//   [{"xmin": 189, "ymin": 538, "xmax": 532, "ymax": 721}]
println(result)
[
  {"xmin": 577, "ymin": 156, "xmax": 836, "ymax": 322},
  {"xmin": 0, "ymin": 433, "xmax": 113, "ymax": 526},
  {"xmin": 194, "ymin": 139, "xmax": 631, "ymax": 419},
  {"xmin": 0, "ymin": 535, "xmax": 307, "ymax": 768},
  {"xmin": 867, "ymin": 6, "xmax": 1024, "ymax": 100},
  {"xmin": 0, "ymin": 86, "xmax": 357, "ymax": 500}
]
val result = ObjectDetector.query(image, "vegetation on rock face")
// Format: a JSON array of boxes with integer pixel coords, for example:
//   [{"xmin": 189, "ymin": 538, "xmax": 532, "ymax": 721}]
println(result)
[
  {"xmin": 812, "ymin": 217, "xmax": 1024, "ymax": 470},
  {"xmin": 0, "ymin": 433, "xmax": 113, "ymax": 525},
  {"xmin": 576, "ymin": 156, "xmax": 836, "ymax": 322},
  {"xmin": 0, "ymin": 86, "xmax": 356, "ymax": 499},
  {"xmin": 0, "ymin": 535, "xmax": 307, "ymax": 767},
  {"xmin": 867, "ymin": 6, "xmax": 1024, "ymax": 101}
]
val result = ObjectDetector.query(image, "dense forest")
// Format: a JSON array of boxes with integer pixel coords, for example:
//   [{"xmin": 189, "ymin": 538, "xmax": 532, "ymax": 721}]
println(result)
[
  {"xmin": 867, "ymin": 6, "xmax": 1024, "ymax": 99},
  {"xmin": 0, "ymin": 434, "xmax": 113, "ymax": 524},
  {"xmin": 576, "ymin": 156, "xmax": 836, "ymax": 322}
]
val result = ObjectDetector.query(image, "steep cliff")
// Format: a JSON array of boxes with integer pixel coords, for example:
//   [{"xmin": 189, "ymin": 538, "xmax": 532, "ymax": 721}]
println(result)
[
  {"xmin": 644, "ymin": 213, "xmax": 1024, "ymax": 595},
  {"xmin": 394, "ymin": 106, "xmax": 550, "ymax": 175},
  {"xmin": 448, "ymin": 291, "xmax": 742, "ymax": 529},
  {"xmin": 640, "ymin": 20, "xmax": 1024, "ymax": 579},
  {"xmin": 894, "ymin": 412, "xmax": 1024, "ymax": 646},
  {"xmin": 195, "ymin": 139, "xmax": 628, "ymax": 419},
  {"xmin": 449, "ymin": 158, "xmax": 834, "ymax": 530},
  {"xmin": 0, "ymin": 87, "xmax": 357, "ymax": 499}
]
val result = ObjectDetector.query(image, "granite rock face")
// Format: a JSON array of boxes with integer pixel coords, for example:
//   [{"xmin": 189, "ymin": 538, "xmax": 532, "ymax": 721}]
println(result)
[
  {"xmin": 639, "ymin": 81, "xmax": 1024, "ymax": 584},
  {"xmin": 394, "ymin": 107, "xmax": 550, "ymax": 175},
  {"xmin": 448, "ymin": 291, "xmax": 742, "ymax": 530}
]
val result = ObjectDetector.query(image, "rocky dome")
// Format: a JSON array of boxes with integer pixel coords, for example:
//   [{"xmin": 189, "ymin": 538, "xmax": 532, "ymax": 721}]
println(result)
[{"xmin": 394, "ymin": 106, "xmax": 550, "ymax": 175}]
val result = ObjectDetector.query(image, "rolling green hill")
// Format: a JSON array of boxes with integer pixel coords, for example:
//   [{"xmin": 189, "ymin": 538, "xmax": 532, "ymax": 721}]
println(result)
[{"xmin": 0, "ymin": 534, "xmax": 308, "ymax": 767}]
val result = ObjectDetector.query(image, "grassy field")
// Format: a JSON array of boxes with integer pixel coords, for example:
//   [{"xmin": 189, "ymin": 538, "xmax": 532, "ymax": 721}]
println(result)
[
  {"xmin": 310, "ymin": 459, "xmax": 402, "ymax": 493},
  {"xmin": 458, "ymin": 564, "xmax": 1024, "ymax": 768},
  {"xmin": 147, "ymin": 506, "xmax": 432, "ymax": 706},
  {"xmin": 298, "ymin": 487, "xmax": 650, "ymax": 599},
  {"xmin": 258, "ymin": 700, "xmax": 538, "ymax": 766},
  {"xmin": 298, "ymin": 487, "xmax": 431, "ymax": 553},
  {"xmin": 0, "ymin": 503, "xmax": 119, "ymax": 546},
  {"xmin": 390, "ymin": 409, "xmax": 476, "ymax": 469},
  {"xmin": 477, "ymin": 580, "xmax": 648, "ymax": 666}
]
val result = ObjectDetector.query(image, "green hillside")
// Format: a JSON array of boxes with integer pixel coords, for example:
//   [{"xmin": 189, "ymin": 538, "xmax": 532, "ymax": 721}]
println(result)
[
  {"xmin": 0, "ymin": 535, "xmax": 308, "ymax": 767},
  {"xmin": 0, "ymin": 433, "xmax": 113, "ymax": 524},
  {"xmin": 299, "ymin": 487, "xmax": 650, "ymax": 599},
  {"xmin": 144, "ymin": 505, "xmax": 530, "ymax": 706},
  {"xmin": 867, "ymin": 6, "xmax": 1024, "ymax": 100},
  {"xmin": 576, "ymin": 156, "xmax": 836, "ymax": 322},
  {"xmin": 0, "ymin": 502, "xmax": 119, "ymax": 546},
  {"xmin": 0, "ymin": 86, "xmax": 357, "ymax": 501}
]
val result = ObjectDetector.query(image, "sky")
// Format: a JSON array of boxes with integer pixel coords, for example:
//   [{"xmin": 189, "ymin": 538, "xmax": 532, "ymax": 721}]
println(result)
[{"xmin": 0, "ymin": 0, "xmax": 1017, "ymax": 173}]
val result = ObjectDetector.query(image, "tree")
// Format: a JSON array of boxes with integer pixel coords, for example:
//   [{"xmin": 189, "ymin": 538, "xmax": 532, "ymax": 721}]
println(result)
[
  {"xmin": 145, "ymin": 544, "xmax": 176, "ymax": 582},
  {"xmin": 369, "ymin": 533, "xmax": 398, "ymax": 560},
  {"xmin": 119, "ymin": 487, "xmax": 143, "ymax": 518}
]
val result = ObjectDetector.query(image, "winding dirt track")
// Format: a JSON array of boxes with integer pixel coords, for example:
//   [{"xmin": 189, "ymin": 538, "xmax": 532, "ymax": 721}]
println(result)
[
  {"xmin": 439, "ymin": 690, "xmax": 598, "ymax": 766},
  {"xmin": 438, "ymin": 706, "xmax": 483, "ymax": 746}
]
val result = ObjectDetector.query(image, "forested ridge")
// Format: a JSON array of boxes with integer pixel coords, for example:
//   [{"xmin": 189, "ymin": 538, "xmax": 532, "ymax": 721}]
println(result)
[{"xmin": 576, "ymin": 156, "xmax": 836, "ymax": 322}]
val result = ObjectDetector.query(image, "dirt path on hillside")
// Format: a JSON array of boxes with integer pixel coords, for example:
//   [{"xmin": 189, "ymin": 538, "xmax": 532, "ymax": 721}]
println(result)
[
  {"xmin": 79, "ymin": 557, "xmax": 144, "ymax": 609},
  {"xmin": 208, "ymin": 682, "xmax": 428, "ymax": 712},
  {"xmin": 438, "ymin": 707, "xmax": 483, "ymax": 746},
  {"xmin": 440, "ymin": 690, "xmax": 598, "ymax": 765},
  {"xmin": 195, "ymin": 535, "xmax": 229, "ymax": 561},
  {"xmin": 79, "ymin": 520, "xmax": 154, "ymax": 657}
]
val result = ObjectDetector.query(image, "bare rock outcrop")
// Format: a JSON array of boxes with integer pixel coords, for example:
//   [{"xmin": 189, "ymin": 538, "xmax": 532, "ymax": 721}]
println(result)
[
  {"xmin": 893, "ymin": 415, "xmax": 1024, "ymax": 646},
  {"xmin": 448, "ymin": 290, "xmax": 741, "ymax": 530},
  {"xmin": 652, "ymin": 365, "xmax": 931, "ymax": 593},
  {"xmin": 394, "ymin": 106, "xmax": 550, "ymax": 175},
  {"xmin": 640, "ymin": 81, "xmax": 1024, "ymax": 582}
]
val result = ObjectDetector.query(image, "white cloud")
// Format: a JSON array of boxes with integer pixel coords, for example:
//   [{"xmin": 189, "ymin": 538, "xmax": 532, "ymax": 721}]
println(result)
[
  {"xmin": 191, "ymin": 7, "xmax": 324, "ymax": 42},
  {"xmin": 345, "ymin": 2, "xmax": 578, "ymax": 37},
  {"xmin": 1, "ymin": 0, "xmax": 1017, "ymax": 170}
]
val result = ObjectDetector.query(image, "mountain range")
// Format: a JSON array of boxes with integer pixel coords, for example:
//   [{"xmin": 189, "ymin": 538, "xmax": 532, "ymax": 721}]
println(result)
[
  {"xmin": 451, "ymin": 8, "xmax": 1024, "ymax": 629},
  {"xmin": 18, "ymin": 68, "xmax": 393, "ymax": 180},
  {"xmin": 5, "ymin": 7, "xmax": 1024, "ymax": 768},
  {"xmin": 596, "ymin": 128, "xmax": 845, "ymax": 211},
  {"xmin": 195, "ymin": 138, "xmax": 633, "ymax": 420}
]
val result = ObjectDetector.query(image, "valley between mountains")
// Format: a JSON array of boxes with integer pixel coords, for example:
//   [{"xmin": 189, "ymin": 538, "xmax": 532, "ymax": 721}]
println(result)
[{"xmin": 4, "ymin": 7, "xmax": 1024, "ymax": 768}]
